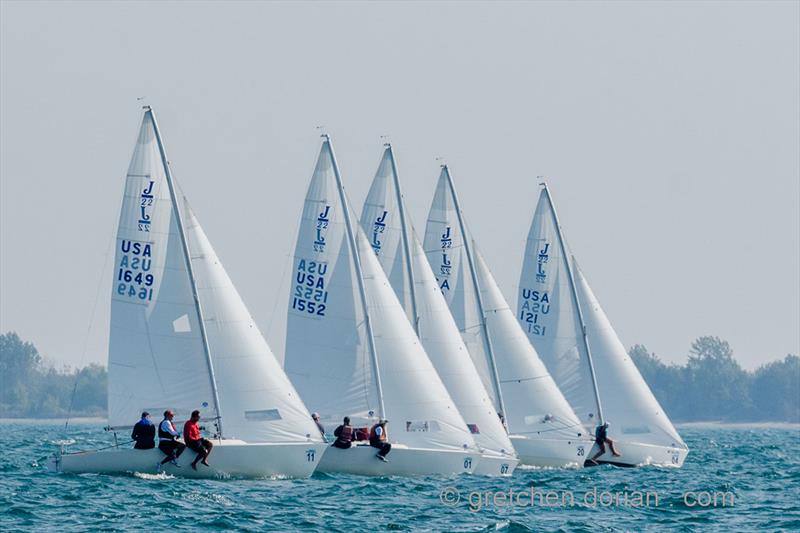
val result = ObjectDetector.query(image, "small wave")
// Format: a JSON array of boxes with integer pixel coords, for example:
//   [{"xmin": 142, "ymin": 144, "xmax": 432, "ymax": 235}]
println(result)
[
  {"xmin": 516, "ymin": 461, "xmax": 581, "ymax": 471},
  {"xmin": 50, "ymin": 439, "xmax": 76, "ymax": 446},
  {"xmin": 132, "ymin": 471, "xmax": 176, "ymax": 480},
  {"xmin": 183, "ymin": 491, "xmax": 236, "ymax": 507}
]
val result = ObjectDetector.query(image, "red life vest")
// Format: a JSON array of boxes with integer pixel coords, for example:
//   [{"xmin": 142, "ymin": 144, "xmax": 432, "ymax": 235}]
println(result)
[{"xmin": 337, "ymin": 425, "xmax": 354, "ymax": 442}]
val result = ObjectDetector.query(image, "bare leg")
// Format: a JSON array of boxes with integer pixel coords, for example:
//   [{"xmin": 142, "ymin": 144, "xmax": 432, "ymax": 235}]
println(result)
[
  {"xmin": 191, "ymin": 446, "xmax": 205, "ymax": 470},
  {"xmin": 607, "ymin": 439, "xmax": 621, "ymax": 456},
  {"xmin": 588, "ymin": 443, "xmax": 606, "ymax": 464},
  {"xmin": 201, "ymin": 440, "xmax": 213, "ymax": 466}
]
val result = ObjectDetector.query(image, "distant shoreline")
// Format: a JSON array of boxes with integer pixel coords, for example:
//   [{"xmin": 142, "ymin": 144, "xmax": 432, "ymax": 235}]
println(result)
[
  {"xmin": 0, "ymin": 417, "xmax": 106, "ymax": 424},
  {"xmin": 1, "ymin": 417, "xmax": 797, "ymax": 429}
]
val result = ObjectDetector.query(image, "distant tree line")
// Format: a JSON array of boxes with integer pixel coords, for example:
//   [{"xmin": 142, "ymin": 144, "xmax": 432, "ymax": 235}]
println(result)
[
  {"xmin": 630, "ymin": 336, "xmax": 799, "ymax": 423},
  {"xmin": 1, "ymin": 331, "xmax": 797, "ymax": 422},
  {"xmin": 0, "ymin": 332, "xmax": 106, "ymax": 417}
]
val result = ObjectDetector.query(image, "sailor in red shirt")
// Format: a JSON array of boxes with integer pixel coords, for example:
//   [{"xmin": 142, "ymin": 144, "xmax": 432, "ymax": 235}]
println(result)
[{"xmin": 183, "ymin": 410, "xmax": 213, "ymax": 470}]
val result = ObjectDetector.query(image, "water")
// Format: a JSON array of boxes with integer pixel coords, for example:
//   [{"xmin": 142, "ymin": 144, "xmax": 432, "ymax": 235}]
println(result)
[{"xmin": 1, "ymin": 421, "xmax": 798, "ymax": 532}]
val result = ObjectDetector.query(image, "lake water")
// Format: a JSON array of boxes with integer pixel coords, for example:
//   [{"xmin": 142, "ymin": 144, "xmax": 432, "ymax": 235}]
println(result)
[{"xmin": 1, "ymin": 421, "xmax": 797, "ymax": 531}]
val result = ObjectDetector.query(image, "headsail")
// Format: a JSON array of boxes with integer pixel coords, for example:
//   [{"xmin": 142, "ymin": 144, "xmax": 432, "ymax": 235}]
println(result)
[
  {"xmin": 360, "ymin": 146, "xmax": 514, "ymax": 456},
  {"xmin": 285, "ymin": 139, "xmax": 475, "ymax": 452},
  {"xmin": 423, "ymin": 167, "xmax": 584, "ymax": 442},
  {"xmin": 574, "ymin": 261, "xmax": 685, "ymax": 447},
  {"xmin": 183, "ymin": 199, "xmax": 320, "ymax": 443},
  {"xmin": 519, "ymin": 186, "xmax": 685, "ymax": 449},
  {"xmin": 108, "ymin": 110, "xmax": 219, "ymax": 430}
]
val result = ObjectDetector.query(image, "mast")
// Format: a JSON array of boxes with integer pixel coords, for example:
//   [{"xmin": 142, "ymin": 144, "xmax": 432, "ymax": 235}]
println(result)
[
  {"xmin": 325, "ymin": 136, "xmax": 386, "ymax": 420},
  {"xmin": 442, "ymin": 165, "xmax": 507, "ymax": 423},
  {"xmin": 541, "ymin": 183, "xmax": 604, "ymax": 424},
  {"xmin": 147, "ymin": 106, "xmax": 224, "ymax": 437},
  {"xmin": 386, "ymin": 144, "xmax": 420, "ymax": 335}
]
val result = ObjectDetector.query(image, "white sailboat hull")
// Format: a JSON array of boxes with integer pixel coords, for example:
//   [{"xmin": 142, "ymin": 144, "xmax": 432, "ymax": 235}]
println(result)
[
  {"xmin": 316, "ymin": 443, "xmax": 478, "ymax": 476},
  {"xmin": 472, "ymin": 452, "xmax": 518, "ymax": 476},
  {"xmin": 510, "ymin": 435, "xmax": 591, "ymax": 468},
  {"xmin": 584, "ymin": 440, "xmax": 689, "ymax": 468},
  {"xmin": 51, "ymin": 440, "xmax": 328, "ymax": 479}
]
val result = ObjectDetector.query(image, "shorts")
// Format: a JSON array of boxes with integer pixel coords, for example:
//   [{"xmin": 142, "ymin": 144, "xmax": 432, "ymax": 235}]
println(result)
[{"xmin": 187, "ymin": 438, "xmax": 211, "ymax": 453}]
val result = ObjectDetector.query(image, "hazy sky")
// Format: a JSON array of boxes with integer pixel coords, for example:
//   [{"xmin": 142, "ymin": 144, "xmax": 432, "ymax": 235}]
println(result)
[{"xmin": 1, "ymin": 1, "xmax": 798, "ymax": 370}]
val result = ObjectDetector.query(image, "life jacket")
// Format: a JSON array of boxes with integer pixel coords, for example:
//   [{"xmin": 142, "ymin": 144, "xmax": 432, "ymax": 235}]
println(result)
[
  {"xmin": 369, "ymin": 423, "xmax": 385, "ymax": 441},
  {"xmin": 595, "ymin": 425, "xmax": 607, "ymax": 442},
  {"xmin": 355, "ymin": 427, "xmax": 370, "ymax": 441},
  {"xmin": 132, "ymin": 420, "xmax": 155, "ymax": 447},
  {"xmin": 336, "ymin": 425, "xmax": 354, "ymax": 443},
  {"xmin": 159, "ymin": 419, "xmax": 176, "ymax": 441}
]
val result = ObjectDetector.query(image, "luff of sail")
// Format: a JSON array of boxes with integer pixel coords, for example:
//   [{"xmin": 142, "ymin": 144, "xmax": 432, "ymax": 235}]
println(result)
[
  {"xmin": 424, "ymin": 167, "xmax": 588, "ymax": 467},
  {"xmin": 359, "ymin": 146, "xmax": 516, "ymax": 464},
  {"xmin": 284, "ymin": 139, "xmax": 476, "ymax": 457},
  {"xmin": 518, "ymin": 185, "xmax": 688, "ymax": 466}
]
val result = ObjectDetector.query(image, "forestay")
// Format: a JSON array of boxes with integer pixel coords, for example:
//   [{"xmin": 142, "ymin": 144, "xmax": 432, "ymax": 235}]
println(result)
[
  {"xmin": 285, "ymin": 140, "xmax": 475, "ymax": 452},
  {"xmin": 423, "ymin": 168, "xmax": 584, "ymax": 442},
  {"xmin": 359, "ymin": 146, "xmax": 514, "ymax": 456}
]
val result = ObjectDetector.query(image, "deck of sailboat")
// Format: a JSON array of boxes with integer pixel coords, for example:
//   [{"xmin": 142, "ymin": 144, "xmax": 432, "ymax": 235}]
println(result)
[
  {"xmin": 315, "ymin": 442, "xmax": 481, "ymax": 477},
  {"xmin": 52, "ymin": 440, "xmax": 329, "ymax": 479}
]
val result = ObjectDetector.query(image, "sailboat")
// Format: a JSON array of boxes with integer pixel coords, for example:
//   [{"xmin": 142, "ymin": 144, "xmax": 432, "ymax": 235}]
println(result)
[
  {"xmin": 423, "ymin": 166, "xmax": 592, "ymax": 467},
  {"xmin": 51, "ymin": 107, "xmax": 326, "ymax": 478},
  {"xmin": 517, "ymin": 184, "xmax": 689, "ymax": 467},
  {"xmin": 359, "ymin": 145, "xmax": 518, "ymax": 476},
  {"xmin": 284, "ymin": 137, "xmax": 479, "ymax": 476}
]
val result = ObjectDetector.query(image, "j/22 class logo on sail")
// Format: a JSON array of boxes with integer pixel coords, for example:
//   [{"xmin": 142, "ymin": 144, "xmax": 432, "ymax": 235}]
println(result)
[
  {"xmin": 138, "ymin": 180, "xmax": 155, "ymax": 232},
  {"xmin": 371, "ymin": 210, "xmax": 387, "ymax": 254},
  {"xmin": 519, "ymin": 241, "xmax": 551, "ymax": 336}
]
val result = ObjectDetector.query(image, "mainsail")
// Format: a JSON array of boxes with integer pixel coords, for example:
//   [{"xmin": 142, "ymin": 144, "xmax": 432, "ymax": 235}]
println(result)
[
  {"xmin": 284, "ymin": 139, "xmax": 475, "ymax": 451},
  {"xmin": 518, "ymin": 185, "xmax": 686, "ymax": 449},
  {"xmin": 423, "ymin": 167, "xmax": 584, "ymax": 443},
  {"xmin": 359, "ymin": 146, "xmax": 514, "ymax": 456},
  {"xmin": 108, "ymin": 108, "xmax": 319, "ymax": 444},
  {"xmin": 108, "ymin": 110, "xmax": 219, "ymax": 430}
]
